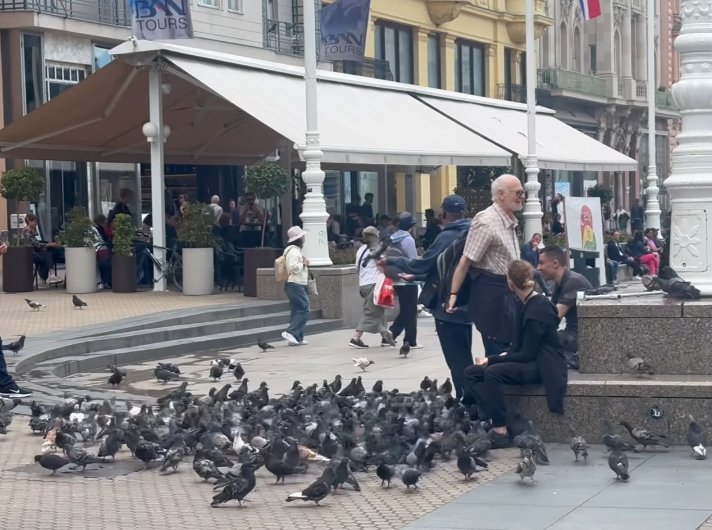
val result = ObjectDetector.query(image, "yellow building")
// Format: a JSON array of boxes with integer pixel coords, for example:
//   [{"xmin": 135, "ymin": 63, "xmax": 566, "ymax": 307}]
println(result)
[{"xmin": 326, "ymin": 0, "xmax": 551, "ymax": 216}]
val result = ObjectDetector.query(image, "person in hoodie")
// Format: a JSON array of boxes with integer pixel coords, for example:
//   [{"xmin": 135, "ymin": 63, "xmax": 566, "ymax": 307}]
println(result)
[
  {"xmin": 379, "ymin": 195, "xmax": 474, "ymax": 403},
  {"xmin": 384, "ymin": 212, "xmax": 421, "ymax": 349}
]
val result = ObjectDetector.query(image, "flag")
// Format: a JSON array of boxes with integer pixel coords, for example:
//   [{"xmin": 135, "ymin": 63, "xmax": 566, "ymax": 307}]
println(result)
[
  {"xmin": 130, "ymin": 0, "xmax": 194, "ymax": 41},
  {"xmin": 578, "ymin": 0, "xmax": 601, "ymax": 20},
  {"xmin": 320, "ymin": 0, "xmax": 371, "ymax": 63}
]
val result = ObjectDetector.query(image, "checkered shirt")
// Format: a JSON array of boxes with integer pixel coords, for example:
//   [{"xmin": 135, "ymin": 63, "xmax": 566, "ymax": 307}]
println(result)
[{"xmin": 463, "ymin": 202, "xmax": 520, "ymax": 276}]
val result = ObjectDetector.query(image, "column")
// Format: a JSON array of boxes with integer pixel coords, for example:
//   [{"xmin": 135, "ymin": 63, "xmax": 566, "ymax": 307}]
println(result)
[
  {"xmin": 415, "ymin": 173, "xmax": 431, "ymax": 227},
  {"xmin": 622, "ymin": 4, "xmax": 635, "ymax": 99},
  {"xmin": 365, "ymin": 16, "xmax": 376, "ymax": 58},
  {"xmin": 442, "ymin": 35, "xmax": 456, "ymax": 91},
  {"xmin": 278, "ymin": 140, "xmax": 292, "ymax": 247},
  {"xmin": 395, "ymin": 172, "xmax": 406, "ymax": 213},
  {"xmin": 146, "ymin": 67, "xmax": 166, "ymax": 292},
  {"xmin": 514, "ymin": 50, "xmax": 523, "ymax": 85},
  {"xmin": 487, "ymin": 43, "xmax": 500, "ymax": 98},
  {"xmin": 596, "ymin": 1, "xmax": 617, "ymax": 95},
  {"xmin": 414, "ymin": 27, "xmax": 430, "ymax": 86}
]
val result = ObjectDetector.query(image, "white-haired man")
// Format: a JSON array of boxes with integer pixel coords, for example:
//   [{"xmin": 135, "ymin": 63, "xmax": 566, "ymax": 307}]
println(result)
[
  {"xmin": 446, "ymin": 174, "xmax": 525, "ymax": 358},
  {"xmin": 208, "ymin": 195, "xmax": 223, "ymax": 223}
]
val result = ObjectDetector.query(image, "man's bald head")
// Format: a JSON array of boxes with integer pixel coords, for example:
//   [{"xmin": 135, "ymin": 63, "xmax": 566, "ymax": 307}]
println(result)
[{"xmin": 491, "ymin": 174, "xmax": 524, "ymax": 214}]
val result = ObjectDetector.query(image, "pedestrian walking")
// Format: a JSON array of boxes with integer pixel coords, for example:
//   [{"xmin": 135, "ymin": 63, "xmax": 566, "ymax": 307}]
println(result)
[{"xmin": 281, "ymin": 227, "xmax": 310, "ymax": 346}]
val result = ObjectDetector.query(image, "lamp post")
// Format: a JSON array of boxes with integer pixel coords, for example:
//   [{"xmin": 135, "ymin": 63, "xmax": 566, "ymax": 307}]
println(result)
[
  {"xmin": 522, "ymin": 0, "xmax": 543, "ymax": 241},
  {"xmin": 300, "ymin": 0, "xmax": 332, "ymax": 266},
  {"xmin": 644, "ymin": 0, "xmax": 661, "ymax": 230}
]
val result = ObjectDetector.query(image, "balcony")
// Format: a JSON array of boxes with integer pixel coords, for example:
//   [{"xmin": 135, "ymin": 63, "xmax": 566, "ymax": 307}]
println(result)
[
  {"xmin": 656, "ymin": 91, "xmax": 677, "ymax": 111},
  {"xmin": 636, "ymin": 81, "xmax": 647, "ymax": 98},
  {"xmin": 332, "ymin": 58, "xmax": 394, "ymax": 81},
  {"xmin": 264, "ymin": 19, "xmax": 305, "ymax": 56},
  {"xmin": 497, "ymin": 83, "xmax": 527, "ymax": 103},
  {"xmin": 0, "ymin": 0, "xmax": 130, "ymax": 26},
  {"xmin": 537, "ymin": 68, "xmax": 607, "ymax": 98}
]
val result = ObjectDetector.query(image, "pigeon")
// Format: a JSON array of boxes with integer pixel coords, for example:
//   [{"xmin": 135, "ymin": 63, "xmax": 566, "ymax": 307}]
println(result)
[
  {"xmin": 107, "ymin": 365, "xmax": 127, "ymax": 377},
  {"xmin": 516, "ymin": 449, "xmax": 537, "ymax": 483},
  {"xmin": 257, "ymin": 338, "xmax": 274, "ymax": 352},
  {"xmin": 25, "ymin": 299, "xmax": 45, "ymax": 311},
  {"xmin": 209, "ymin": 362, "xmax": 223, "ymax": 382},
  {"xmin": 135, "ymin": 440, "xmax": 165, "ymax": 470},
  {"xmin": 399, "ymin": 341, "xmax": 411, "ymax": 358},
  {"xmin": 376, "ymin": 463, "xmax": 395, "ymax": 488},
  {"xmin": 108, "ymin": 367, "xmax": 123, "ymax": 387},
  {"xmin": 419, "ymin": 376, "xmax": 431, "ymax": 391},
  {"xmin": 338, "ymin": 378, "xmax": 359, "ymax": 397},
  {"xmin": 160, "ymin": 436, "xmax": 186, "ymax": 472},
  {"xmin": 233, "ymin": 363, "xmax": 245, "ymax": 381},
  {"xmin": 608, "ymin": 448, "xmax": 630, "ymax": 480},
  {"xmin": 618, "ymin": 421, "xmax": 669, "ymax": 450},
  {"xmin": 2, "ymin": 335, "xmax": 25, "ymax": 356},
  {"xmin": 34, "ymin": 454, "xmax": 70, "ymax": 475},
  {"xmin": 656, "ymin": 266, "xmax": 701, "ymax": 299},
  {"xmin": 626, "ymin": 353, "xmax": 654, "ymax": 377},
  {"xmin": 456, "ymin": 448, "xmax": 479, "ymax": 481},
  {"xmin": 66, "ymin": 444, "xmax": 109, "ymax": 471},
  {"xmin": 602, "ymin": 433, "xmax": 639, "ymax": 453},
  {"xmin": 72, "ymin": 295, "xmax": 88, "ymax": 309},
  {"xmin": 211, "ymin": 462, "xmax": 257, "ymax": 507},
  {"xmin": 285, "ymin": 467, "xmax": 336, "ymax": 505},
  {"xmin": 402, "ymin": 468, "xmax": 421, "ymax": 490},
  {"xmin": 570, "ymin": 435, "xmax": 589, "ymax": 463},
  {"xmin": 513, "ymin": 421, "xmax": 549, "ymax": 465},
  {"xmin": 329, "ymin": 375, "xmax": 342, "ymax": 393},
  {"xmin": 352, "ymin": 357, "xmax": 375, "ymax": 372},
  {"xmin": 688, "ymin": 420, "xmax": 707, "ymax": 459},
  {"xmin": 154, "ymin": 368, "xmax": 179, "ymax": 383},
  {"xmin": 372, "ymin": 380, "xmax": 383, "ymax": 393},
  {"xmin": 156, "ymin": 362, "xmax": 181, "ymax": 374},
  {"xmin": 438, "ymin": 378, "xmax": 453, "ymax": 395}
]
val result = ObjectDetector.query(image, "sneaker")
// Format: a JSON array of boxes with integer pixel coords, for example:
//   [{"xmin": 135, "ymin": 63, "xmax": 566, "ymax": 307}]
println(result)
[
  {"xmin": 281, "ymin": 331, "xmax": 299, "ymax": 346},
  {"xmin": 488, "ymin": 430, "xmax": 511, "ymax": 449},
  {"xmin": 349, "ymin": 338, "xmax": 369, "ymax": 349},
  {"xmin": 299, "ymin": 339, "xmax": 309, "ymax": 345},
  {"xmin": 381, "ymin": 338, "xmax": 396, "ymax": 347},
  {"xmin": 410, "ymin": 343, "xmax": 424, "ymax": 350},
  {"xmin": 47, "ymin": 275, "xmax": 62, "ymax": 284},
  {"xmin": 382, "ymin": 330, "xmax": 396, "ymax": 347},
  {"xmin": 0, "ymin": 385, "xmax": 32, "ymax": 398}
]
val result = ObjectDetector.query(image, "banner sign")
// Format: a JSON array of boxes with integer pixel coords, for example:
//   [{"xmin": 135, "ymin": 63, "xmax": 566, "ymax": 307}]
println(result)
[
  {"xmin": 130, "ymin": 0, "xmax": 194, "ymax": 41},
  {"xmin": 320, "ymin": 0, "xmax": 371, "ymax": 63}
]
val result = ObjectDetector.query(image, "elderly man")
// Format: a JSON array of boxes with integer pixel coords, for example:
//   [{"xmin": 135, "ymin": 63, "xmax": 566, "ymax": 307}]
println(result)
[
  {"xmin": 208, "ymin": 195, "xmax": 223, "ymax": 223},
  {"xmin": 446, "ymin": 174, "xmax": 524, "ymax": 358}
]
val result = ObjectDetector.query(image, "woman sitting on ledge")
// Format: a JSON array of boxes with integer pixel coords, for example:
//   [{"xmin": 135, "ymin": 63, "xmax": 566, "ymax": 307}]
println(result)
[{"xmin": 463, "ymin": 259, "xmax": 568, "ymax": 448}]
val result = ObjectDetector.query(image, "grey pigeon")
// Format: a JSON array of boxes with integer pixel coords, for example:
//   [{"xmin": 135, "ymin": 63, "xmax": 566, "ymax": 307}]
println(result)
[
  {"xmin": 72, "ymin": 295, "xmax": 87, "ymax": 309},
  {"xmin": 516, "ymin": 449, "xmax": 537, "ymax": 483},
  {"xmin": 257, "ymin": 338, "xmax": 274, "ymax": 352},
  {"xmin": 34, "ymin": 454, "xmax": 70, "ymax": 475},
  {"xmin": 608, "ymin": 448, "xmax": 630, "ymax": 480},
  {"xmin": 108, "ymin": 367, "xmax": 123, "ymax": 387},
  {"xmin": 154, "ymin": 368, "xmax": 179, "ymax": 383},
  {"xmin": 688, "ymin": 420, "xmax": 707, "ymax": 459},
  {"xmin": 211, "ymin": 462, "xmax": 257, "ymax": 507},
  {"xmin": 456, "ymin": 448, "xmax": 479, "ymax": 481},
  {"xmin": 399, "ymin": 341, "xmax": 411, "ymax": 358},
  {"xmin": 619, "ymin": 421, "xmax": 668, "ymax": 450},
  {"xmin": 402, "ymin": 468, "xmax": 421, "ymax": 490},
  {"xmin": 25, "ymin": 298, "xmax": 45, "ymax": 311},
  {"xmin": 233, "ymin": 363, "xmax": 245, "ymax": 381},
  {"xmin": 376, "ymin": 463, "xmax": 395, "ymax": 488},
  {"xmin": 626, "ymin": 353, "xmax": 654, "ymax": 377},
  {"xmin": 513, "ymin": 420, "xmax": 549, "ymax": 465},
  {"xmin": 570, "ymin": 435, "xmax": 589, "ymax": 463},
  {"xmin": 602, "ymin": 433, "xmax": 638, "ymax": 453},
  {"xmin": 209, "ymin": 362, "xmax": 223, "ymax": 382},
  {"xmin": 285, "ymin": 467, "xmax": 335, "ymax": 505}
]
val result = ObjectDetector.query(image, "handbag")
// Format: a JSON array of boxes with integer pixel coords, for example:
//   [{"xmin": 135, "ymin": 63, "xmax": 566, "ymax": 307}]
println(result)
[
  {"xmin": 307, "ymin": 270, "xmax": 318, "ymax": 296},
  {"xmin": 374, "ymin": 273, "xmax": 395, "ymax": 308}
]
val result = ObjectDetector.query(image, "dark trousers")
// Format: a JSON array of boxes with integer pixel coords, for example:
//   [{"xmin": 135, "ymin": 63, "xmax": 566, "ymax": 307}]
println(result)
[
  {"xmin": 0, "ymin": 338, "xmax": 15, "ymax": 389},
  {"xmin": 623, "ymin": 258, "xmax": 643, "ymax": 276},
  {"xmin": 241, "ymin": 230, "xmax": 262, "ymax": 249},
  {"xmin": 435, "ymin": 319, "xmax": 475, "ymax": 404},
  {"xmin": 482, "ymin": 337, "xmax": 511, "ymax": 358},
  {"xmin": 464, "ymin": 362, "xmax": 540, "ymax": 428},
  {"xmin": 390, "ymin": 284, "xmax": 418, "ymax": 346},
  {"xmin": 33, "ymin": 250, "xmax": 54, "ymax": 280},
  {"xmin": 558, "ymin": 330, "xmax": 578, "ymax": 353}
]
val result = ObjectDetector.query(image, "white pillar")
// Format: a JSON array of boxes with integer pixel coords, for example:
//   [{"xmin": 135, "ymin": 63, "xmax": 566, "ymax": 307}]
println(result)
[
  {"xmin": 665, "ymin": 0, "xmax": 712, "ymax": 293},
  {"xmin": 147, "ymin": 67, "xmax": 167, "ymax": 291},
  {"xmin": 300, "ymin": 0, "xmax": 332, "ymax": 266},
  {"xmin": 522, "ymin": 0, "xmax": 542, "ymax": 241},
  {"xmin": 644, "ymin": 2, "xmax": 661, "ymax": 230}
]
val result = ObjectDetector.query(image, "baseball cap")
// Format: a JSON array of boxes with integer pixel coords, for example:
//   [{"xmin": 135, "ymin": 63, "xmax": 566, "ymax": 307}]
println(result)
[
  {"xmin": 398, "ymin": 212, "xmax": 416, "ymax": 231},
  {"xmin": 442, "ymin": 194, "xmax": 467, "ymax": 214},
  {"xmin": 362, "ymin": 226, "xmax": 380, "ymax": 238}
]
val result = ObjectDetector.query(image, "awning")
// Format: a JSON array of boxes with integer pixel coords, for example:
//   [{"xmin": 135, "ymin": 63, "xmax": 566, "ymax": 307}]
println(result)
[{"xmin": 417, "ymin": 95, "xmax": 638, "ymax": 171}]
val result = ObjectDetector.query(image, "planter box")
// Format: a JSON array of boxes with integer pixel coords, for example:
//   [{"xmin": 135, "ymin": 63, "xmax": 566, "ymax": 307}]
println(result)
[
  {"xmin": 112, "ymin": 254, "xmax": 137, "ymax": 293},
  {"xmin": 65, "ymin": 247, "xmax": 97, "ymax": 294},
  {"xmin": 182, "ymin": 247, "xmax": 214, "ymax": 296},
  {"xmin": 3, "ymin": 246, "xmax": 34, "ymax": 293},
  {"xmin": 244, "ymin": 248, "xmax": 278, "ymax": 297}
]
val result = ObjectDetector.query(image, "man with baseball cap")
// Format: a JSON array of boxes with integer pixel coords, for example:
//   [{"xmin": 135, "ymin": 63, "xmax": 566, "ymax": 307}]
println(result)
[{"xmin": 379, "ymin": 195, "xmax": 475, "ymax": 404}]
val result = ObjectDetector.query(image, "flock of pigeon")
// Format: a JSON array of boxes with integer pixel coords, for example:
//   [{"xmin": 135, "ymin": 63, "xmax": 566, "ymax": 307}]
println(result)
[{"xmin": 25, "ymin": 295, "xmax": 88, "ymax": 312}]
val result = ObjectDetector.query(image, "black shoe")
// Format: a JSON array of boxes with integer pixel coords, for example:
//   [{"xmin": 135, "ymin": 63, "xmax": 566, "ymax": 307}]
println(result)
[
  {"xmin": 349, "ymin": 338, "xmax": 369, "ymax": 349},
  {"xmin": 0, "ymin": 385, "xmax": 32, "ymax": 398},
  {"xmin": 381, "ymin": 338, "xmax": 396, "ymax": 347},
  {"xmin": 488, "ymin": 430, "xmax": 512, "ymax": 449}
]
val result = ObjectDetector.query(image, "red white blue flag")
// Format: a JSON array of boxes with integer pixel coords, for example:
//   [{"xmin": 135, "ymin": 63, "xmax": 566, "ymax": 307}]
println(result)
[{"xmin": 578, "ymin": 0, "xmax": 601, "ymax": 20}]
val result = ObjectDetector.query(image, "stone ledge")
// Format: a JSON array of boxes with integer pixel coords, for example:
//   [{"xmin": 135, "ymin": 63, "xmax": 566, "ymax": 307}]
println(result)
[{"xmin": 578, "ymin": 295, "xmax": 682, "ymax": 318}]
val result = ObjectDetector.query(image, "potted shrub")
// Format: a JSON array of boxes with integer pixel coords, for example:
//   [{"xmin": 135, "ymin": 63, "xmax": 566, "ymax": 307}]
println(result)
[
  {"xmin": 176, "ymin": 202, "xmax": 219, "ymax": 296},
  {"xmin": 61, "ymin": 206, "xmax": 98, "ymax": 294},
  {"xmin": 0, "ymin": 166, "xmax": 45, "ymax": 293},
  {"xmin": 111, "ymin": 213, "xmax": 136, "ymax": 293},
  {"xmin": 242, "ymin": 162, "xmax": 291, "ymax": 297}
]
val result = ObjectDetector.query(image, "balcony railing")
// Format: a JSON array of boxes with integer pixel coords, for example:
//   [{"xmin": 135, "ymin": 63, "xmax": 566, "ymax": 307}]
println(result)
[
  {"xmin": 264, "ymin": 19, "xmax": 305, "ymax": 56},
  {"xmin": 497, "ymin": 83, "xmax": 527, "ymax": 103},
  {"xmin": 656, "ymin": 91, "xmax": 677, "ymax": 111},
  {"xmin": 636, "ymin": 81, "xmax": 647, "ymax": 98},
  {"xmin": 537, "ymin": 68, "xmax": 607, "ymax": 98},
  {"xmin": 332, "ymin": 58, "xmax": 394, "ymax": 81},
  {"xmin": 0, "ymin": 0, "xmax": 130, "ymax": 26}
]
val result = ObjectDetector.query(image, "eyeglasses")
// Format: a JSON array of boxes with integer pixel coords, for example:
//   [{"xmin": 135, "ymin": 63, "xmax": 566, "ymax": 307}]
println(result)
[{"xmin": 504, "ymin": 189, "xmax": 525, "ymax": 197}]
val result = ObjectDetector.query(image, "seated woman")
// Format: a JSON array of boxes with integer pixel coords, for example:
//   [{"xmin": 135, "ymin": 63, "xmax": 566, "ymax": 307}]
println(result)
[
  {"xmin": 628, "ymin": 230, "xmax": 659, "ymax": 276},
  {"xmin": 20, "ymin": 213, "xmax": 62, "ymax": 285},
  {"xmin": 463, "ymin": 260, "xmax": 568, "ymax": 448}
]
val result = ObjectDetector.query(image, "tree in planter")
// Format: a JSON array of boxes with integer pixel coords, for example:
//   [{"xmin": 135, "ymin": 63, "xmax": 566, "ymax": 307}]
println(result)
[
  {"xmin": 176, "ymin": 203, "xmax": 220, "ymax": 249},
  {"xmin": 0, "ymin": 166, "xmax": 45, "ymax": 246},
  {"xmin": 586, "ymin": 184, "xmax": 614, "ymax": 205},
  {"xmin": 112, "ymin": 213, "xmax": 134, "ymax": 257},
  {"xmin": 60, "ymin": 206, "xmax": 96, "ymax": 248},
  {"xmin": 243, "ymin": 162, "xmax": 291, "ymax": 246}
]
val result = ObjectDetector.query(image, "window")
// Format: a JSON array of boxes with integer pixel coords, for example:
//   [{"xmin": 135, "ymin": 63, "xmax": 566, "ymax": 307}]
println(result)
[
  {"xmin": 455, "ymin": 40, "xmax": 485, "ymax": 96},
  {"xmin": 45, "ymin": 64, "xmax": 87, "ymax": 101},
  {"xmin": 427, "ymin": 34, "xmax": 441, "ymax": 88},
  {"xmin": 374, "ymin": 22, "xmax": 413, "ymax": 84},
  {"xmin": 227, "ymin": 0, "xmax": 242, "ymax": 12},
  {"xmin": 574, "ymin": 27, "xmax": 582, "ymax": 72},
  {"xmin": 22, "ymin": 34, "xmax": 44, "ymax": 115},
  {"xmin": 560, "ymin": 22, "xmax": 568, "ymax": 68},
  {"xmin": 93, "ymin": 45, "xmax": 113, "ymax": 72},
  {"xmin": 589, "ymin": 44, "xmax": 597, "ymax": 74},
  {"xmin": 198, "ymin": 0, "xmax": 218, "ymax": 7}
]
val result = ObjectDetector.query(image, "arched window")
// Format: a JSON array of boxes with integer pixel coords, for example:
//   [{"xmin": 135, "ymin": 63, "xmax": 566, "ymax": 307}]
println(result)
[
  {"xmin": 560, "ymin": 22, "xmax": 568, "ymax": 68},
  {"xmin": 574, "ymin": 27, "xmax": 582, "ymax": 72}
]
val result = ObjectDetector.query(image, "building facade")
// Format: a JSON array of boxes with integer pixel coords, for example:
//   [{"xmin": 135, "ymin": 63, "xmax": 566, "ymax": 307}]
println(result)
[{"xmin": 535, "ymin": 0, "xmax": 679, "ymax": 214}]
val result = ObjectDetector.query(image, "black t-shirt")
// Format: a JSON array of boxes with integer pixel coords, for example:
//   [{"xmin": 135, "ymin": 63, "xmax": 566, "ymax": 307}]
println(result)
[{"xmin": 551, "ymin": 269, "xmax": 591, "ymax": 336}]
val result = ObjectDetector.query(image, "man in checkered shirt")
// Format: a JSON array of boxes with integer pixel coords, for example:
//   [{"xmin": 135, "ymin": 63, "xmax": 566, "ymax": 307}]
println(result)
[{"xmin": 447, "ymin": 174, "xmax": 525, "ymax": 358}]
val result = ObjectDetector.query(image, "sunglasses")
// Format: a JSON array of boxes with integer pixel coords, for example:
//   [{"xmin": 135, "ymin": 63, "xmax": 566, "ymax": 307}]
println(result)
[{"xmin": 504, "ymin": 189, "xmax": 525, "ymax": 197}]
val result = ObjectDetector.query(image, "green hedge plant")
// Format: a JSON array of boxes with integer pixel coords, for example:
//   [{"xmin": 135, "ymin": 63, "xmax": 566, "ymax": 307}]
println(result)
[
  {"xmin": 243, "ymin": 162, "xmax": 291, "ymax": 246},
  {"xmin": 61, "ymin": 206, "xmax": 95, "ymax": 248},
  {"xmin": 112, "ymin": 213, "xmax": 134, "ymax": 257},
  {"xmin": 176, "ymin": 203, "xmax": 220, "ymax": 249},
  {"xmin": 0, "ymin": 166, "xmax": 45, "ymax": 246}
]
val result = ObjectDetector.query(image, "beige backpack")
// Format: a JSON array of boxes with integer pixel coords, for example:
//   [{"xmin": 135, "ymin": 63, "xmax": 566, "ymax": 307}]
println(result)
[{"xmin": 274, "ymin": 246, "xmax": 296, "ymax": 281}]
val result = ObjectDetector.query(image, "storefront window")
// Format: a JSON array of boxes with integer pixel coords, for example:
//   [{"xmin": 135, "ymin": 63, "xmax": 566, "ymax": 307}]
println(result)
[
  {"xmin": 358, "ymin": 171, "xmax": 379, "ymax": 218},
  {"xmin": 97, "ymin": 163, "xmax": 140, "ymax": 223},
  {"xmin": 47, "ymin": 161, "xmax": 88, "ymax": 240},
  {"xmin": 323, "ymin": 171, "xmax": 342, "ymax": 215}
]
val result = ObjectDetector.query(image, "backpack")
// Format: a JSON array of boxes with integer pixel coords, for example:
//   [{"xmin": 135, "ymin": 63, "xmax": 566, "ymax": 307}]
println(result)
[
  {"xmin": 382, "ymin": 241, "xmax": 406, "ymax": 281},
  {"xmin": 274, "ymin": 246, "xmax": 297, "ymax": 281},
  {"xmin": 437, "ymin": 233, "xmax": 470, "ymax": 309}
]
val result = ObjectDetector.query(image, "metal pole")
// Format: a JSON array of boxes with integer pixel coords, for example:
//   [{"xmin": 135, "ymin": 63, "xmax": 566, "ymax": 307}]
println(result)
[
  {"xmin": 300, "ymin": 0, "xmax": 332, "ymax": 266},
  {"xmin": 148, "ymin": 68, "xmax": 167, "ymax": 291},
  {"xmin": 645, "ymin": 0, "xmax": 661, "ymax": 229},
  {"xmin": 522, "ymin": 0, "xmax": 542, "ymax": 241}
]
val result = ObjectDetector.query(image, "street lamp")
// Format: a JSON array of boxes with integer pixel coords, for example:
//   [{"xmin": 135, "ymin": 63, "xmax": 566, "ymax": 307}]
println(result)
[
  {"xmin": 645, "ymin": 0, "xmax": 661, "ymax": 229},
  {"xmin": 522, "ymin": 0, "xmax": 543, "ymax": 241},
  {"xmin": 300, "ymin": 0, "xmax": 332, "ymax": 266}
]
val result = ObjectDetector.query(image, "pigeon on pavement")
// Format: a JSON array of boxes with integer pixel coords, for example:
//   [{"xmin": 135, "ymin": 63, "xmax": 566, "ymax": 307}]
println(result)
[
  {"xmin": 516, "ymin": 449, "xmax": 537, "ymax": 483},
  {"xmin": 352, "ymin": 358, "xmax": 375, "ymax": 372},
  {"xmin": 688, "ymin": 420, "xmax": 707, "ymax": 459},
  {"xmin": 72, "ymin": 295, "xmax": 88, "ymax": 309},
  {"xmin": 399, "ymin": 341, "xmax": 411, "ymax": 358},
  {"xmin": 257, "ymin": 338, "xmax": 274, "ymax": 352},
  {"xmin": 25, "ymin": 299, "xmax": 45, "ymax": 311},
  {"xmin": 608, "ymin": 448, "xmax": 630, "ymax": 480}
]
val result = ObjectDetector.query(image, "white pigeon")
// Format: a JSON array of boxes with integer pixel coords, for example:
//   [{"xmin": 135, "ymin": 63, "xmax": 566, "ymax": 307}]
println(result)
[
  {"xmin": 25, "ymin": 299, "xmax": 46, "ymax": 311},
  {"xmin": 352, "ymin": 357, "xmax": 375, "ymax": 372}
]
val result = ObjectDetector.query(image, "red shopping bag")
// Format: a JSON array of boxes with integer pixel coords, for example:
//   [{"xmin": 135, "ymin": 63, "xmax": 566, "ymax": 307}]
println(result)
[{"xmin": 374, "ymin": 273, "xmax": 395, "ymax": 308}]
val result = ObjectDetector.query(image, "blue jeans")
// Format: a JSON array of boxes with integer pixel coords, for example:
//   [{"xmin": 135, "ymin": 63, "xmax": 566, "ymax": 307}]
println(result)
[
  {"xmin": 606, "ymin": 259, "xmax": 619, "ymax": 283},
  {"xmin": 0, "ymin": 338, "xmax": 16, "ymax": 389},
  {"xmin": 285, "ymin": 282, "xmax": 310, "ymax": 342}
]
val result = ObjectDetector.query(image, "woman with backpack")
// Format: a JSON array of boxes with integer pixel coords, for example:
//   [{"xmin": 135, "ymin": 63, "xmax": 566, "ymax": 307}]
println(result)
[{"xmin": 281, "ymin": 227, "xmax": 310, "ymax": 346}]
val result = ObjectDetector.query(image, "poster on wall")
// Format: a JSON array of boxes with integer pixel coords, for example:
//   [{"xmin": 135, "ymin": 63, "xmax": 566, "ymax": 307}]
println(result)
[{"xmin": 563, "ymin": 196, "xmax": 606, "ymax": 287}]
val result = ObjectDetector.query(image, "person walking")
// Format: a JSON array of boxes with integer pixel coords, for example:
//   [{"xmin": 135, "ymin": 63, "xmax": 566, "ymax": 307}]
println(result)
[
  {"xmin": 350, "ymin": 227, "xmax": 396, "ymax": 349},
  {"xmin": 446, "ymin": 174, "xmax": 523, "ymax": 358},
  {"xmin": 281, "ymin": 227, "xmax": 310, "ymax": 346}
]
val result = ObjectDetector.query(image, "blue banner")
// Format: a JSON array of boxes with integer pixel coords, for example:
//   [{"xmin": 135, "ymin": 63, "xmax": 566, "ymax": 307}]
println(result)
[
  {"xmin": 130, "ymin": 0, "xmax": 194, "ymax": 41},
  {"xmin": 320, "ymin": 0, "xmax": 371, "ymax": 63}
]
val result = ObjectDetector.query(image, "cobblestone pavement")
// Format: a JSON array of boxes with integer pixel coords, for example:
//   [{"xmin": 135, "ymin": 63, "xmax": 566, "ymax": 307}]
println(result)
[{"xmin": 0, "ymin": 289, "xmax": 246, "ymax": 337}]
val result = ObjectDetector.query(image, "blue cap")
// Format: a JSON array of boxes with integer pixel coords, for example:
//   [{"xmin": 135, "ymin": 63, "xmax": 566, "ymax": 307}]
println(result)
[
  {"xmin": 398, "ymin": 212, "xmax": 416, "ymax": 231},
  {"xmin": 442, "ymin": 194, "xmax": 467, "ymax": 214}
]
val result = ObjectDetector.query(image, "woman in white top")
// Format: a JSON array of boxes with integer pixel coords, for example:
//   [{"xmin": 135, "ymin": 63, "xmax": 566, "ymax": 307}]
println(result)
[
  {"xmin": 349, "ymin": 226, "xmax": 396, "ymax": 349},
  {"xmin": 281, "ymin": 226, "xmax": 310, "ymax": 346}
]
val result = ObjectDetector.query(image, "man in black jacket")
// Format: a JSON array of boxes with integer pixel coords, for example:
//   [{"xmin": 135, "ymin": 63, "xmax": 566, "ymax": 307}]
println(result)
[
  {"xmin": 380, "ymin": 195, "xmax": 474, "ymax": 404},
  {"xmin": 607, "ymin": 231, "xmax": 643, "ymax": 277}
]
